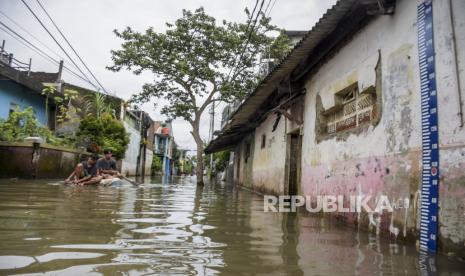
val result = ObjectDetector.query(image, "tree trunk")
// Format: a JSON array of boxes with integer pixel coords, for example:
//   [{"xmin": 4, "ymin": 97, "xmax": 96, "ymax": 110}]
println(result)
[{"xmin": 191, "ymin": 123, "xmax": 204, "ymax": 186}]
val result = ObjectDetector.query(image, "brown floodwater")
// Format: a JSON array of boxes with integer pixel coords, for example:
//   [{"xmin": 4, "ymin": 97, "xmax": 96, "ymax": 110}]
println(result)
[{"xmin": 0, "ymin": 176, "xmax": 463, "ymax": 275}]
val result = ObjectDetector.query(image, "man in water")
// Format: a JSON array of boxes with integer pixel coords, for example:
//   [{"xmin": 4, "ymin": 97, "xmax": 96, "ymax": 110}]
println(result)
[
  {"xmin": 97, "ymin": 149, "xmax": 121, "ymax": 177},
  {"xmin": 65, "ymin": 154, "xmax": 103, "ymax": 185}
]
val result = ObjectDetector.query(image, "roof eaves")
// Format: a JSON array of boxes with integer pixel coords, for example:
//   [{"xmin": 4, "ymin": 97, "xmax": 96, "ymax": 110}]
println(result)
[{"xmin": 0, "ymin": 62, "xmax": 45, "ymax": 93}]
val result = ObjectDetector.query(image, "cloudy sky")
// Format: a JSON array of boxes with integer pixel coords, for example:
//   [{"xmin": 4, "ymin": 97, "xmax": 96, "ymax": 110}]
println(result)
[{"xmin": 0, "ymin": 0, "xmax": 336, "ymax": 151}]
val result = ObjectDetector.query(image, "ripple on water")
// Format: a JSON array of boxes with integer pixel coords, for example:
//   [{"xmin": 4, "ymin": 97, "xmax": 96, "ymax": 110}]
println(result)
[
  {"xmin": 1, "ymin": 177, "xmax": 464, "ymax": 275},
  {"xmin": 0, "ymin": 252, "xmax": 105, "ymax": 270}
]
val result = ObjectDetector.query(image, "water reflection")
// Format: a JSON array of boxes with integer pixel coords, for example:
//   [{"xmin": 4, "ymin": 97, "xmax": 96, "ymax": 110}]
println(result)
[{"xmin": 0, "ymin": 177, "xmax": 463, "ymax": 275}]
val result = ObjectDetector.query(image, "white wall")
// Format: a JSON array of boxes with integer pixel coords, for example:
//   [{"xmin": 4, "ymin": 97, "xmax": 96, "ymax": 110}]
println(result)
[
  {"xmin": 121, "ymin": 121, "xmax": 141, "ymax": 176},
  {"xmin": 251, "ymin": 113, "xmax": 288, "ymax": 194}
]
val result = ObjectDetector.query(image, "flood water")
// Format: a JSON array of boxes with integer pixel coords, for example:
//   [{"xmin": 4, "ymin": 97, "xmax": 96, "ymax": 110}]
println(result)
[{"xmin": 0, "ymin": 176, "xmax": 464, "ymax": 275}]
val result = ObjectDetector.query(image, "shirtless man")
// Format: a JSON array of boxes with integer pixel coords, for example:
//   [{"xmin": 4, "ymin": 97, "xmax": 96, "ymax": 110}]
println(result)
[{"xmin": 65, "ymin": 154, "xmax": 103, "ymax": 185}]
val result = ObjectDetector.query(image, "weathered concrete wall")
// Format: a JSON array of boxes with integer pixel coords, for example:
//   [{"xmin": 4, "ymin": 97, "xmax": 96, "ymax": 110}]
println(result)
[
  {"xmin": 433, "ymin": 0, "xmax": 465, "ymax": 255},
  {"xmin": 144, "ymin": 150, "xmax": 153, "ymax": 176},
  {"xmin": 233, "ymin": 132, "xmax": 255, "ymax": 188},
  {"xmin": 0, "ymin": 142, "xmax": 89, "ymax": 179},
  {"xmin": 121, "ymin": 121, "xmax": 141, "ymax": 176},
  {"xmin": 298, "ymin": 0, "xmax": 465, "ymax": 255},
  {"xmin": 252, "ymin": 114, "xmax": 288, "ymax": 195}
]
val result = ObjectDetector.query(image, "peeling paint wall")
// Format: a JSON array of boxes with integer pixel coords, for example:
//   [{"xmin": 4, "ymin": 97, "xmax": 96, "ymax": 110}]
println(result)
[
  {"xmin": 252, "ymin": 114, "xmax": 288, "ymax": 195},
  {"xmin": 233, "ymin": 132, "xmax": 255, "ymax": 188},
  {"xmin": 433, "ymin": 0, "xmax": 465, "ymax": 255},
  {"xmin": 299, "ymin": 0, "xmax": 465, "ymax": 255},
  {"xmin": 230, "ymin": 0, "xmax": 465, "ymax": 256}
]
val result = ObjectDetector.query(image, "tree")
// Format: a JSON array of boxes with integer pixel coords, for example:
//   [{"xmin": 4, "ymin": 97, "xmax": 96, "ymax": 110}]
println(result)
[{"xmin": 108, "ymin": 7, "xmax": 290, "ymax": 185}]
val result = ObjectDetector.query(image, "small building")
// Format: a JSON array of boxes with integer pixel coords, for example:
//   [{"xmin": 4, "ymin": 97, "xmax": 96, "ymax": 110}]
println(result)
[
  {"xmin": 120, "ymin": 109, "xmax": 157, "ymax": 177},
  {"xmin": 0, "ymin": 58, "xmax": 55, "ymax": 127},
  {"xmin": 206, "ymin": 0, "xmax": 465, "ymax": 256},
  {"xmin": 154, "ymin": 121, "xmax": 175, "ymax": 175}
]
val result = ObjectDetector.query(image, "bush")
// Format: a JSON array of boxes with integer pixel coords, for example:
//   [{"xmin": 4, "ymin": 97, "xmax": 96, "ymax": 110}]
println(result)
[
  {"xmin": 76, "ymin": 113, "xmax": 129, "ymax": 159},
  {"xmin": 214, "ymin": 150, "xmax": 230, "ymax": 172},
  {"xmin": 0, "ymin": 107, "xmax": 54, "ymax": 142},
  {"xmin": 151, "ymin": 155, "xmax": 162, "ymax": 175}
]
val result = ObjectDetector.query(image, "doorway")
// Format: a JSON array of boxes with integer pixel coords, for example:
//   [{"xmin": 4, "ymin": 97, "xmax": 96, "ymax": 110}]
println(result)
[{"xmin": 286, "ymin": 133, "xmax": 301, "ymax": 196}]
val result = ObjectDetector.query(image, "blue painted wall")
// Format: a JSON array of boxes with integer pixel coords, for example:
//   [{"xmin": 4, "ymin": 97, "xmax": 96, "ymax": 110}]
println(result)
[
  {"xmin": 0, "ymin": 80, "xmax": 47, "ymax": 125},
  {"xmin": 164, "ymin": 156, "xmax": 170, "ymax": 175}
]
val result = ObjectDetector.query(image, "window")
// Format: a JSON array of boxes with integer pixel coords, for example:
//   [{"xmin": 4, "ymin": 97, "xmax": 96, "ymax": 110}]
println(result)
[
  {"xmin": 9, "ymin": 103, "xmax": 20, "ymax": 115},
  {"xmin": 323, "ymin": 84, "xmax": 376, "ymax": 135},
  {"xmin": 261, "ymin": 134, "xmax": 266, "ymax": 149}
]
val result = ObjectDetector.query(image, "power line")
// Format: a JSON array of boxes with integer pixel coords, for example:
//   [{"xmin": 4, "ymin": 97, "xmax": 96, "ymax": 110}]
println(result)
[
  {"xmin": 263, "ymin": 0, "xmax": 273, "ymax": 16},
  {"xmin": 225, "ymin": 0, "xmax": 259, "ymax": 83},
  {"xmin": 266, "ymin": 0, "xmax": 278, "ymax": 17},
  {"xmin": 229, "ymin": 0, "xmax": 265, "ymax": 82},
  {"xmin": 211, "ymin": 1, "xmax": 266, "ymax": 145},
  {"xmin": 0, "ymin": 21, "xmax": 103, "ymax": 87},
  {"xmin": 243, "ymin": 0, "xmax": 260, "ymax": 44},
  {"xmin": 35, "ymin": 0, "xmax": 109, "ymax": 94},
  {"xmin": 0, "ymin": 9, "xmax": 74, "ymax": 70},
  {"xmin": 20, "ymin": 0, "xmax": 101, "ymax": 92}
]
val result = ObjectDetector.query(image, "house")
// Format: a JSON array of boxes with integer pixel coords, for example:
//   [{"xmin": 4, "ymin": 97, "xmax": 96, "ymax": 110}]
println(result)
[
  {"xmin": 206, "ymin": 0, "xmax": 465, "ymax": 256},
  {"xmin": 122, "ymin": 110, "xmax": 157, "ymax": 177},
  {"xmin": 0, "ymin": 53, "xmax": 55, "ymax": 127},
  {"xmin": 154, "ymin": 121, "xmax": 176, "ymax": 175},
  {"xmin": 0, "ymin": 50, "xmax": 91, "ymax": 179}
]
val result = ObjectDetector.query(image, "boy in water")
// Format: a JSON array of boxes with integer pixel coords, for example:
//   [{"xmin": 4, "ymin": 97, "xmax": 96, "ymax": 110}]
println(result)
[
  {"xmin": 65, "ymin": 154, "xmax": 103, "ymax": 185},
  {"xmin": 97, "ymin": 149, "xmax": 121, "ymax": 177}
]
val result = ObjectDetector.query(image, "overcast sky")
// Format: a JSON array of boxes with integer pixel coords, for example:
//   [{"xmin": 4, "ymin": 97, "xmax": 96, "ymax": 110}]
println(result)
[{"xmin": 0, "ymin": 0, "xmax": 336, "ymax": 151}]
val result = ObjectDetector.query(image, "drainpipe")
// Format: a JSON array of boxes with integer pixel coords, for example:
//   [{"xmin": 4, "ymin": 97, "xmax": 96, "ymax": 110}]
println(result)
[
  {"xmin": 31, "ymin": 142, "xmax": 40, "ymax": 178},
  {"xmin": 448, "ymin": 0, "xmax": 464, "ymax": 127}
]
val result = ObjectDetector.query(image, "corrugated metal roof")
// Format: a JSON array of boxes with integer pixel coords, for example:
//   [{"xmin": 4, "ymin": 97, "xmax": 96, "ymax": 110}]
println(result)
[{"xmin": 205, "ymin": 0, "xmax": 390, "ymax": 154}]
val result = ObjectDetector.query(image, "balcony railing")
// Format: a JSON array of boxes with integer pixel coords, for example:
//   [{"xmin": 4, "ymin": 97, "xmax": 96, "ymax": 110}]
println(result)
[{"xmin": 1, "ymin": 41, "xmax": 32, "ymax": 74}]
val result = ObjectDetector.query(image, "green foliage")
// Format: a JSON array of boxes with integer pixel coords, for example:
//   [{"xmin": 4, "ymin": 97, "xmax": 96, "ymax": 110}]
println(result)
[
  {"xmin": 183, "ymin": 157, "xmax": 194, "ymax": 175},
  {"xmin": 213, "ymin": 150, "xmax": 230, "ymax": 172},
  {"xmin": 0, "ymin": 107, "xmax": 54, "ymax": 142},
  {"xmin": 109, "ymin": 7, "xmax": 290, "ymax": 121},
  {"xmin": 204, "ymin": 150, "xmax": 230, "ymax": 172},
  {"xmin": 85, "ymin": 93, "xmax": 115, "ymax": 119},
  {"xmin": 57, "ymin": 89, "xmax": 79, "ymax": 123},
  {"xmin": 151, "ymin": 155, "xmax": 163, "ymax": 174},
  {"xmin": 42, "ymin": 85, "xmax": 80, "ymax": 124},
  {"xmin": 76, "ymin": 113, "xmax": 129, "ymax": 159},
  {"xmin": 41, "ymin": 85, "xmax": 55, "ymax": 123}
]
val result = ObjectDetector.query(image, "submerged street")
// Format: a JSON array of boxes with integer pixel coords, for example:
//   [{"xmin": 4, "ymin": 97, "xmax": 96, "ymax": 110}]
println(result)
[{"xmin": 0, "ymin": 177, "xmax": 463, "ymax": 275}]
